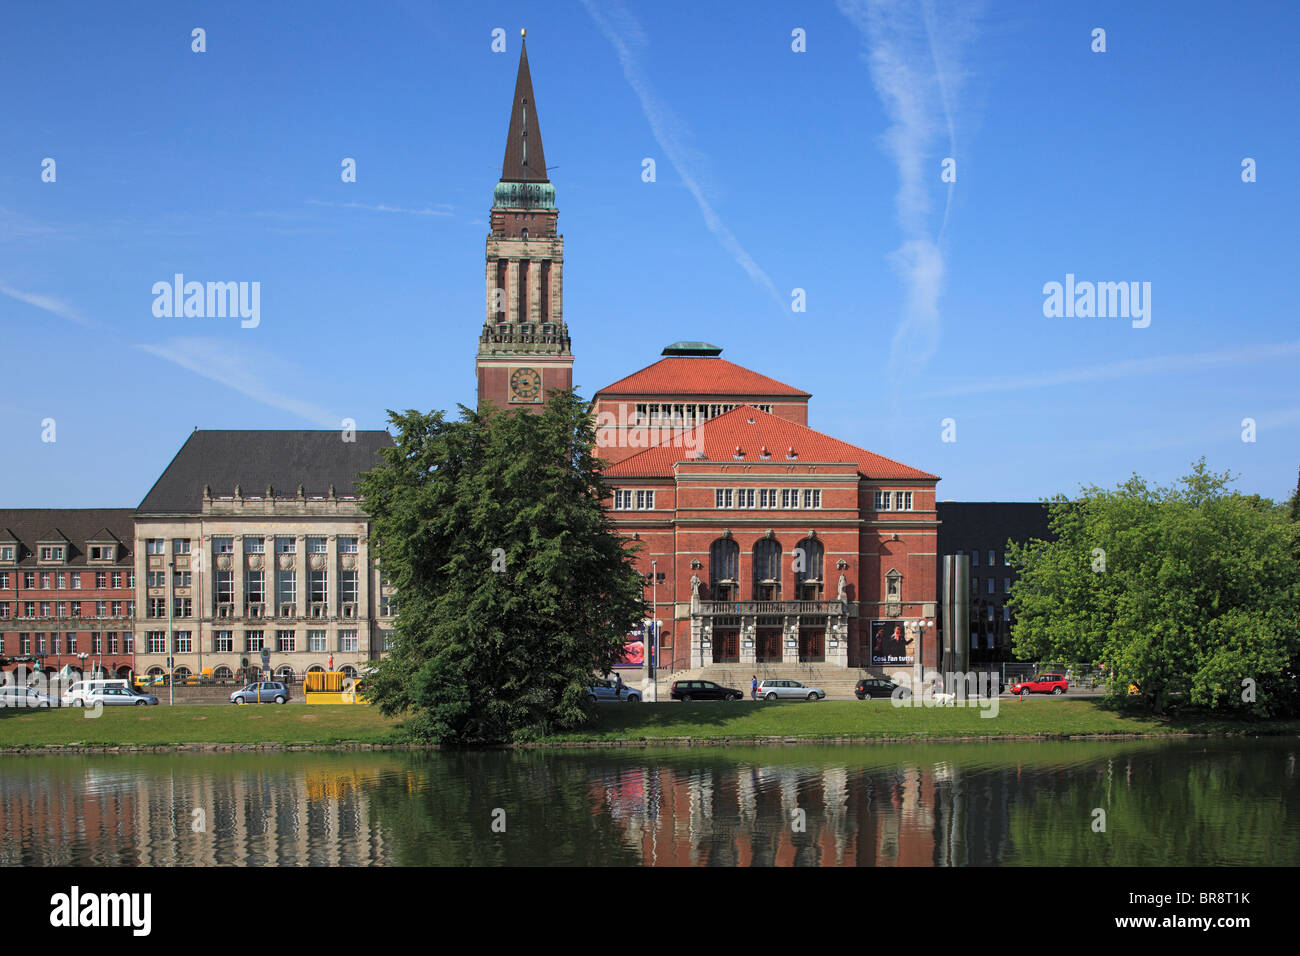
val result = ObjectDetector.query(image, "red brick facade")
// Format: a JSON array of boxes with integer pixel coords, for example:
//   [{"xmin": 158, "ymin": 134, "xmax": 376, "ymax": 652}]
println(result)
[
  {"xmin": 0, "ymin": 510, "xmax": 137, "ymax": 681},
  {"xmin": 600, "ymin": 383, "xmax": 940, "ymax": 674}
]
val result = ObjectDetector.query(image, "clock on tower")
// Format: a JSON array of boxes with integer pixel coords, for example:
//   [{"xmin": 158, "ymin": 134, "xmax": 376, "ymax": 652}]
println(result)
[{"xmin": 475, "ymin": 34, "xmax": 574, "ymax": 414}]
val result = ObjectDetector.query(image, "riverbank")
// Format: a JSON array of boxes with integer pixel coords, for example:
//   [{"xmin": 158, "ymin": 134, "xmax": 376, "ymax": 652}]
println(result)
[{"xmin": 3, "ymin": 699, "xmax": 1297, "ymax": 753}]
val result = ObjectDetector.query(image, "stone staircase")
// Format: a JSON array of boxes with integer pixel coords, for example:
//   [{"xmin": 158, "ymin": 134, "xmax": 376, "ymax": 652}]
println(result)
[{"xmin": 657, "ymin": 662, "xmax": 884, "ymax": 699}]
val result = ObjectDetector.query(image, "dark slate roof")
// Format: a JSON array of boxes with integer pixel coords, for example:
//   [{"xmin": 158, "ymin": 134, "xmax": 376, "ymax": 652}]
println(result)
[
  {"xmin": 0, "ymin": 509, "xmax": 135, "ymax": 568},
  {"xmin": 88, "ymin": 528, "xmax": 121, "ymax": 543},
  {"xmin": 137, "ymin": 429, "xmax": 395, "ymax": 514},
  {"xmin": 37, "ymin": 528, "xmax": 71, "ymax": 543},
  {"xmin": 500, "ymin": 36, "xmax": 549, "ymax": 183}
]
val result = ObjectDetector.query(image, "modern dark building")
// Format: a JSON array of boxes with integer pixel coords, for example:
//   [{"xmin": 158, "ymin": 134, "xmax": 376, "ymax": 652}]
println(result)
[{"xmin": 936, "ymin": 502, "xmax": 1054, "ymax": 663}]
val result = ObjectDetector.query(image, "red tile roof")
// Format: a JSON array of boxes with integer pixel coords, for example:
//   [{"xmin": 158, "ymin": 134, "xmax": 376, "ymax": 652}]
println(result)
[
  {"xmin": 604, "ymin": 406, "xmax": 938, "ymax": 480},
  {"xmin": 596, "ymin": 358, "xmax": 811, "ymax": 398}
]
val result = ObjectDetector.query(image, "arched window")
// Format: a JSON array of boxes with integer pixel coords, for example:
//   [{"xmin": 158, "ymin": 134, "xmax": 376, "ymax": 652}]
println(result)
[
  {"xmin": 306, "ymin": 664, "xmax": 326, "ymax": 674},
  {"xmin": 795, "ymin": 538, "xmax": 824, "ymax": 599},
  {"xmin": 340, "ymin": 664, "xmax": 358, "ymax": 678},
  {"xmin": 710, "ymin": 538, "xmax": 739, "ymax": 601},
  {"xmin": 275, "ymin": 664, "xmax": 295, "ymax": 683},
  {"xmin": 213, "ymin": 665, "xmax": 233, "ymax": 680},
  {"xmin": 146, "ymin": 666, "xmax": 165, "ymax": 678},
  {"xmin": 753, "ymin": 538, "xmax": 782, "ymax": 600},
  {"xmin": 173, "ymin": 666, "xmax": 191, "ymax": 682}
]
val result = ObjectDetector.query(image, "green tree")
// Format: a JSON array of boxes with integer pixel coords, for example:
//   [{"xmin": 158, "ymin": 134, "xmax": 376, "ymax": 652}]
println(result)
[
  {"xmin": 1007, "ymin": 460, "xmax": 1300, "ymax": 715},
  {"xmin": 358, "ymin": 392, "xmax": 645, "ymax": 743}
]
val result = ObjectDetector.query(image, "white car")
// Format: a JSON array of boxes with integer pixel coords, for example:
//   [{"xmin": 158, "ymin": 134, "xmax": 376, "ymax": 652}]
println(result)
[
  {"xmin": 757, "ymin": 679, "xmax": 826, "ymax": 701},
  {"xmin": 62, "ymin": 679, "xmax": 131, "ymax": 703}
]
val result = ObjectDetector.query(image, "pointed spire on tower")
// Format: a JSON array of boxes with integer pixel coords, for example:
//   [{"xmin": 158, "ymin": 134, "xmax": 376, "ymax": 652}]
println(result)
[{"xmin": 501, "ymin": 29, "xmax": 548, "ymax": 183}]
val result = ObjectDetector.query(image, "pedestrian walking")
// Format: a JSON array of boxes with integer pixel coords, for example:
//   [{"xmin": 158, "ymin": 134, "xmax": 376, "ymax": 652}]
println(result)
[
  {"xmin": 751, "ymin": 675, "xmax": 758, "ymax": 700},
  {"xmin": 614, "ymin": 672, "xmax": 624, "ymax": 699}
]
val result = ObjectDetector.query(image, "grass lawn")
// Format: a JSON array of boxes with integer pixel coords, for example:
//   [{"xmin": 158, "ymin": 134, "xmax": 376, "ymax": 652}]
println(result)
[
  {"xmin": 546, "ymin": 698, "xmax": 1300, "ymax": 743},
  {"xmin": 2, "ymin": 699, "xmax": 1295, "ymax": 749},
  {"xmin": 0, "ymin": 705, "xmax": 405, "ymax": 749}
]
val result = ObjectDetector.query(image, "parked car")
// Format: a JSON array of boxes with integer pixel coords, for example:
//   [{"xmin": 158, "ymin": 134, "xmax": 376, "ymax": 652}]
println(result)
[
  {"xmin": 62, "ymin": 679, "xmax": 133, "ymax": 706},
  {"xmin": 231, "ymin": 681, "xmax": 291, "ymax": 704},
  {"xmin": 0, "ymin": 685, "xmax": 60, "ymax": 708},
  {"xmin": 758, "ymin": 679, "xmax": 826, "ymax": 701},
  {"xmin": 64, "ymin": 686, "xmax": 158, "ymax": 707},
  {"xmin": 670, "ymin": 680, "xmax": 744, "ymax": 702},
  {"xmin": 855, "ymin": 677, "xmax": 902, "ymax": 700},
  {"xmin": 1008, "ymin": 673, "xmax": 1069, "ymax": 698},
  {"xmin": 588, "ymin": 678, "xmax": 641, "ymax": 703}
]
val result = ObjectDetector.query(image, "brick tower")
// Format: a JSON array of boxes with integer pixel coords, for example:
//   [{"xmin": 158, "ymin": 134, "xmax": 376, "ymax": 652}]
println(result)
[{"xmin": 476, "ymin": 31, "xmax": 573, "ymax": 412}]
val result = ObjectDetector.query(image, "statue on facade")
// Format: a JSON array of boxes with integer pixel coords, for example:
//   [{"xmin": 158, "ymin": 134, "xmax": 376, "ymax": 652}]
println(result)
[
  {"xmin": 690, "ymin": 574, "xmax": 702, "ymax": 611},
  {"xmin": 837, "ymin": 573, "xmax": 849, "ymax": 604}
]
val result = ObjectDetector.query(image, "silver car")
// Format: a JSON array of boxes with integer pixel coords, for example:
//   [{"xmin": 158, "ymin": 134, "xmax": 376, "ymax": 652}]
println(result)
[
  {"xmin": 0, "ymin": 685, "xmax": 60, "ymax": 708},
  {"xmin": 64, "ymin": 686, "xmax": 158, "ymax": 707},
  {"xmin": 588, "ymin": 678, "xmax": 641, "ymax": 703},
  {"xmin": 758, "ymin": 679, "xmax": 826, "ymax": 701}
]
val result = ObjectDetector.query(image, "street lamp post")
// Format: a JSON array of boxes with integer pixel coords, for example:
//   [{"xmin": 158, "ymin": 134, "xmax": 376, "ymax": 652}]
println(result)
[
  {"xmin": 167, "ymin": 558, "xmax": 174, "ymax": 707},
  {"xmin": 650, "ymin": 560, "xmax": 658, "ymax": 702}
]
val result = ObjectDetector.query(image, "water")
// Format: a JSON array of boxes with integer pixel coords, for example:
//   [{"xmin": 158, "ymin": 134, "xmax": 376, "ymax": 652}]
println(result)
[{"xmin": 1, "ymin": 738, "xmax": 1295, "ymax": 866}]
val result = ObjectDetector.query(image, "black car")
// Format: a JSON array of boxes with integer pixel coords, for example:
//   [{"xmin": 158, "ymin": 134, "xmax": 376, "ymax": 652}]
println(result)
[
  {"xmin": 670, "ymin": 680, "xmax": 743, "ymax": 702},
  {"xmin": 855, "ymin": 677, "xmax": 903, "ymax": 700}
]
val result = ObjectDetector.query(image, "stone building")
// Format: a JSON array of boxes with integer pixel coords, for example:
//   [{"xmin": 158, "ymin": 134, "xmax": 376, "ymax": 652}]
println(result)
[{"xmin": 131, "ymin": 430, "xmax": 395, "ymax": 681}]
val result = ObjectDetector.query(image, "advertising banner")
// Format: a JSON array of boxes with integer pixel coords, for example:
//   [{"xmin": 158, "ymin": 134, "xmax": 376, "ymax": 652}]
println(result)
[{"xmin": 869, "ymin": 620, "xmax": 915, "ymax": 666}]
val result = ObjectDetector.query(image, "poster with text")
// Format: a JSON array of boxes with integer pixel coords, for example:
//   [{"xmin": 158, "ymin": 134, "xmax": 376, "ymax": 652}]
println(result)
[{"xmin": 869, "ymin": 620, "xmax": 915, "ymax": 666}]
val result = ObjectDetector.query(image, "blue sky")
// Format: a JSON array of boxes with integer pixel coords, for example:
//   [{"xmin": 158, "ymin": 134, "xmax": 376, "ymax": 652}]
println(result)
[{"xmin": 2, "ymin": 0, "xmax": 1297, "ymax": 507}]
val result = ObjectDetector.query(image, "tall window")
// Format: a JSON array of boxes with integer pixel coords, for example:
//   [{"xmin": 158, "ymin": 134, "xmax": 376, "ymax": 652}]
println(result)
[
  {"xmin": 246, "ymin": 571, "xmax": 265, "ymax": 604},
  {"xmin": 174, "ymin": 598, "xmax": 192, "ymax": 618},
  {"xmin": 145, "ymin": 631, "xmax": 165, "ymax": 653},
  {"xmin": 309, "ymin": 571, "xmax": 328, "ymax": 604},
  {"xmin": 215, "ymin": 631, "xmax": 233, "ymax": 653},
  {"xmin": 339, "ymin": 571, "xmax": 359, "ymax": 605},
  {"xmin": 308, "ymin": 630, "xmax": 328, "ymax": 652},
  {"xmin": 146, "ymin": 539, "xmax": 164, "ymax": 555},
  {"xmin": 752, "ymin": 539, "xmax": 782, "ymax": 600},
  {"xmin": 276, "ymin": 630, "xmax": 295, "ymax": 652},
  {"xmin": 277, "ymin": 570, "xmax": 296, "ymax": 606},
  {"xmin": 339, "ymin": 630, "xmax": 358, "ymax": 652},
  {"xmin": 245, "ymin": 630, "xmax": 264, "ymax": 652},
  {"xmin": 709, "ymin": 538, "xmax": 740, "ymax": 600},
  {"xmin": 174, "ymin": 631, "xmax": 192, "ymax": 653},
  {"xmin": 794, "ymin": 538, "xmax": 824, "ymax": 599},
  {"xmin": 172, "ymin": 539, "xmax": 190, "ymax": 555}
]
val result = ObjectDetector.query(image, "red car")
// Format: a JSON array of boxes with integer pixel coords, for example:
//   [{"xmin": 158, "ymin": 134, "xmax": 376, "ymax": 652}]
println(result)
[{"xmin": 1008, "ymin": 673, "xmax": 1068, "ymax": 698}]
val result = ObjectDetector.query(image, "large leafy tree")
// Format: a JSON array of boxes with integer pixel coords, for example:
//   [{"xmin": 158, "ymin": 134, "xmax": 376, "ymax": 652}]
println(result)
[
  {"xmin": 1007, "ymin": 460, "xmax": 1300, "ymax": 715},
  {"xmin": 358, "ymin": 391, "xmax": 645, "ymax": 743}
]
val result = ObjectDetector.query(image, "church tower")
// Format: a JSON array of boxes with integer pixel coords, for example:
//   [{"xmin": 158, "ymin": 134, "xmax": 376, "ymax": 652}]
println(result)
[{"xmin": 477, "ymin": 31, "xmax": 573, "ymax": 412}]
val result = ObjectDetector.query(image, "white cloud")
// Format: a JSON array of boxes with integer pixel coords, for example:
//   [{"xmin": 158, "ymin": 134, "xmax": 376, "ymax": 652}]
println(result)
[
  {"xmin": 838, "ymin": 0, "xmax": 981, "ymax": 389},
  {"xmin": 0, "ymin": 283, "xmax": 100, "ymax": 329},
  {"xmin": 580, "ymin": 0, "xmax": 785, "ymax": 314},
  {"xmin": 306, "ymin": 199, "xmax": 454, "ymax": 216},
  {"xmin": 135, "ymin": 337, "xmax": 339, "ymax": 426},
  {"xmin": 917, "ymin": 339, "xmax": 1300, "ymax": 399}
]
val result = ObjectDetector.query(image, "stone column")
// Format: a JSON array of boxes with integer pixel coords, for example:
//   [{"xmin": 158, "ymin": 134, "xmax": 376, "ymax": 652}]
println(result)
[
  {"xmin": 484, "ymin": 258, "xmax": 497, "ymax": 324},
  {"xmin": 528, "ymin": 256, "xmax": 542, "ymax": 323},
  {"xmin": 506, "ymin": 259, "xmax": 521, "ymax": 324},
  {"xmin": 739, "ymin": 617, "xmax": 756, "ymax": 665},
  {"xmin": 551, "ymin": 248, "xmax": 563, "ymax": 322}
]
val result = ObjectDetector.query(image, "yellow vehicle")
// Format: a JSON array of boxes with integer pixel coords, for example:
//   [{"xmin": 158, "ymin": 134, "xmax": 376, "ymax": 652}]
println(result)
[{"xmin": 304, "ymin": 670, "xmax": 367, "ymax": 705}]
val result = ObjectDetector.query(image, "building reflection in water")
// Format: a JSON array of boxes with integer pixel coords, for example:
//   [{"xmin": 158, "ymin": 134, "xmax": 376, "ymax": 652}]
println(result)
[{"xmin": 1, "ymin": 740, "xmax": 1295, "ymax": 867}]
